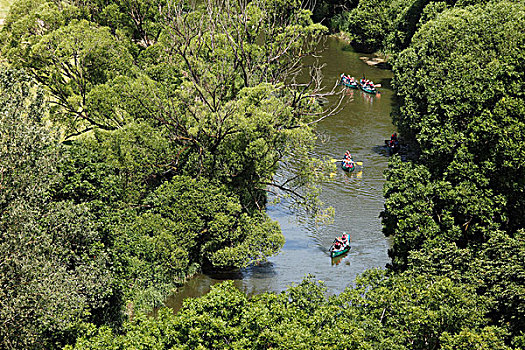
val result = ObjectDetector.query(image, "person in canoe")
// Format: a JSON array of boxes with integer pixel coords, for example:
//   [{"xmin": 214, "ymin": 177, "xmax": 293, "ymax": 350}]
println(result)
[
  {"xmin": 329, "ymin": 233, "xmax": 351, "ymax": 257},
  {"xmin": 341, "ymin": 232, "xmax": 349, "ymax": 246},
  {"xmin": 341, "ymin": 74, "xmax": 351, "ymax": 80},
  {"xmin": 391, "ymin": 133, "xmax": 398, "ymax": 142},
  {"xmin": 360, "ymin": 78, "xmax": 380, "ymax": 94},
  {"xmin": 340, "ymin": 151, "xmax": 355, "ymax": 171},
  {"xmin": 341, "ymin": 74, "xmax": 357, "ymax": 86},
  {"xmin": 342, "ymin": 157, "xmax": 355, "ymax": 170},
  {"xmin": 386, "ymin": 133, "xmax": 399, "ymax": 154}
]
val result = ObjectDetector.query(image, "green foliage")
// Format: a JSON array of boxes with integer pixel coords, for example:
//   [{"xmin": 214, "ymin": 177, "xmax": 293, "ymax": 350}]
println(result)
[
  {"xmin": 55, "ymin": 122, "xmax": 285, "ymax": 309},
  {"xmin": 381, "ymin": 1, "xmax": 525, "ymax": 344},
  {"xmin": 110, "ymin": 176, "xmax": 283, "ymax": 310},
  {"xmin": 440, "ymin": 327, "xmax": 511, "ymax": 350},
  {"xmin": 334, "ymin": 0, "xmax": 524, "ymax": 55},
  {"xmin": 417, "ymin": 1, "xmax": 448, "ymax": 29},
  {"xmin": 408, "ymin": 231, "xmax": 525, "ymax": 338},
  {"xmin": 0, "ymin": 67, "xmax": 115, "ymax": 350},
  {"xmin": 30, "ymin": 20, "xmax": 133, "ymax": 131},
  {"xmin": 1, "ymin": 0, "xmax": 331, "ymax": 213},
  {"xmin": 67, "ymin": 272, "xmax": 510, "ymax": 349},
  {"xmin": 341, "ymin": 0, "xmax": 390, "ymax": 53},
  {"xmin": 1, "ymin": 0, "xmax": 82, "ymax": 47},
  {"xmin": 4, "ymin": 0, "xmax": 524, "ymax": 348},
  {"xmin": 343, "ymin": 270, "xmax": 489, "ymax": 349},
  {"xmin": 335, "ymin": 0, "xmax": 441, "ymax": 54},
  {"xmin": 382, "ymin": 156, "xmax": 510, "ymax": 267},
  {"xmin": 383, "ymin": 0, "xmax": 433, "ymax": 53},
  {"xmin": 389, "ymin": 0, "xmax": 525, "ymax": 232},
  {"xmin": 83, "ymin": 0, "xmax": 165, "ymax": 45},
  {"xmin": 55, "ymin": 121, "xmax": 176, "ymax": 206}
]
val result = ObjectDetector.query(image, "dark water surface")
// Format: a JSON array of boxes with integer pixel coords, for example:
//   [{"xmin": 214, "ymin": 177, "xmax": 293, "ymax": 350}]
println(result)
[{"xmin": 165, "ymin": 37, "xmax": 395, "ymax": 311}]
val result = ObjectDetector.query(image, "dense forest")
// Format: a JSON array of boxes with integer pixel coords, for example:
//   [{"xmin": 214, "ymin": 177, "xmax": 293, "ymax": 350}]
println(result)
[{"xmin": 0, "ymin": 0, "xmax": 523, "ymax": 348}]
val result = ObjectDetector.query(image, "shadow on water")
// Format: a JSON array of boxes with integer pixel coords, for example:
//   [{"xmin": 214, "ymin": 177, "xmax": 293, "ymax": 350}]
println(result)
[
  {"xmin": 202, "ymin": 267, "xmax": 245, "ymax": 280},
  {"xmin": 378, "ymin": 77, "xmax": 393, "ymax": 89},
  {"xmin": 372, "ymin": 144, "xmax": 391, "ymax": 157}
]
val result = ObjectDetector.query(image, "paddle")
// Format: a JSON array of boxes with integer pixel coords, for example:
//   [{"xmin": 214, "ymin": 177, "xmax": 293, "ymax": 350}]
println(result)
[{"xmin": 330, "ymin": 159, "xmax": 363, "ymax": 166}]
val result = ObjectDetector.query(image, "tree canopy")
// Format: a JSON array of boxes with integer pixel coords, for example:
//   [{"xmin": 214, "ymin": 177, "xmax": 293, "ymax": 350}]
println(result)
[
  {"xmin": 380, "ymin": 0, "xmax": 525, "ymax": 345},
  {"xmin": 0, "ymin": 0, "xmax": 524, "ymax": 348},
  {"xmin": 0, "ymin": 0, "xmax": 337, "ymax": 347}
]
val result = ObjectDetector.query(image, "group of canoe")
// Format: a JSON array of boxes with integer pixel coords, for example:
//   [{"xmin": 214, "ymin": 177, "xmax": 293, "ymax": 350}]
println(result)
[
  {"xmin": 327, "ymin": 83, "xmax": 395, "ymax": 260},
  {"xmin": 329, "ymin": 135, "xmax": 395, "ymax": 258},
  {"xmin": 340, "ymin": 74, "xmax": 380, "ymax": 94}
]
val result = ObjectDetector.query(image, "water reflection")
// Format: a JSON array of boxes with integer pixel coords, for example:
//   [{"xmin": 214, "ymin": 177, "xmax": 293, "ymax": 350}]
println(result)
[{"xmin": 331, "ymin": 252, "xmax": 350, "ymax": 266}]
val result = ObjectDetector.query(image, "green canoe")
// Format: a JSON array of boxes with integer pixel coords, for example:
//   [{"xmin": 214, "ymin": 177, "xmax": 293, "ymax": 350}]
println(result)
[
  {"xmin": 341, "ymin": 161, "xmax": 355, "ymax": 172},
  {"xmin": 341, "ymin": 78, "xmax": 359, "ymax": 89},
  {"xmin": 330, "ymin": 244, "xmax": 351, "ymax": 258},
  {"xmin": 359, "ymin": 79, "xmax": 379, "ymax": 94}
]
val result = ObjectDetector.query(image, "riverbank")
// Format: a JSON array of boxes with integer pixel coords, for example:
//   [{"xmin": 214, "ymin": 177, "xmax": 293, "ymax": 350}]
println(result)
[{"xmin": 330, "ymin": 32, "xmax": 391, "ymax": 69}]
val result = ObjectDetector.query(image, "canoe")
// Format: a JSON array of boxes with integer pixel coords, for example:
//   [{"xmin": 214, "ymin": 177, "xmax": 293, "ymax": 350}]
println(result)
[
  {"xmin": 360, "ymin": 83, "xmax": 378, "ymax": 94},
  {"xmin": 329, "ymin": 233, "xmax": 351, "ymax": 258},
  {"xmin": 341, "ymin": 78, "xmax": 359, "ymax": 89},
  {"xmin": 341, "ymin": 161, "xmax": 356, "ymax": 172},
  {"xmin": 384, "ymin": 139, "xmax": 400, "ymax": 155},
  {"xmin": 330, "ymin": 243, "xmax": 351, "ymax": 258}
]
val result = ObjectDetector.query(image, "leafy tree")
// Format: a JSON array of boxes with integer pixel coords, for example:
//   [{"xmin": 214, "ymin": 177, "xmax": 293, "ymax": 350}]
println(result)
[
  {"xmin": 333, "ymin": 0, "xmax": 523, "ymax": 55},
  {"xmin": 407, "ymin": 231, "xmax": 525, "ymax": 341},
  {"xmin": 2, "ymin": 0, "xmax": 334, "ymax": 212},
  {"xmin": 133, "ymin": 0, "xmax": 332, "ymax": 211},
  {"xmin": 0, "ymin": 67, "xmax": 115, "ymax": 350},
  {"xmin": 80, "ymin": 0, "xmax": 165, "ymax": 46},
  {"xmin": 66, "ymin": 271, "xmax": 510, "ymax": 349},
  {"xmin": 0, "ymin": 0, "xmax": 83, "ymax": 48},
  {"xmin": 383, "ymin": 0, "xmax": 434, "ymax": 54},
  {"xmin": 384, "ymin": 1, "xmax": 524, "ymax": 247},
  {"xmin": 381, "ymin": 1, "xmax": 525, "ymax": 343},
  {"xmin": 389, "ymin": 0, "xmax": 525, "ymax": 231},
  {"xmin": 440, "ymin": 327, "xmax": 511, "ymax": 350},
  {"xmin": 381, "ymin": 156, "xmax": 510, "ymax": 267},
  {"xmin": 29, "ymin": 20, "xmax": 133, "ymax": 133},
  {"xmin": 334, "ymin": 0, "xmax": 445, "ymax": 54},
  {"xmin": 340, "ymin": 0, "xmax": 389, "ymax": 53},
  {"xmin": 107, "ymin": 175, "xmax": 284, "ymax": 310}
]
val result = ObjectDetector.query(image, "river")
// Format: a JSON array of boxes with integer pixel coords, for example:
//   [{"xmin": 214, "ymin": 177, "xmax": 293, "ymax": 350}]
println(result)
[{"xmin": 165, "ymin": 36, "xmax": 395, "ymax": 311}]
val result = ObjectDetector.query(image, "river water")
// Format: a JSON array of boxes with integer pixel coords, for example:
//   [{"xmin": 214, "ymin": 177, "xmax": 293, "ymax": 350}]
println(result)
[{"xmin": 165, "ymin": 37, "xmax": 395, "ymax": 311}]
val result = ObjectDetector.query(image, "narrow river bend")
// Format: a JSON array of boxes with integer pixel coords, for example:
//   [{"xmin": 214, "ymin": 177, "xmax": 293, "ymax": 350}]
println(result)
[{"xmin": 165, "ymin": 37, "xmax": 395, "ymax": 311}]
